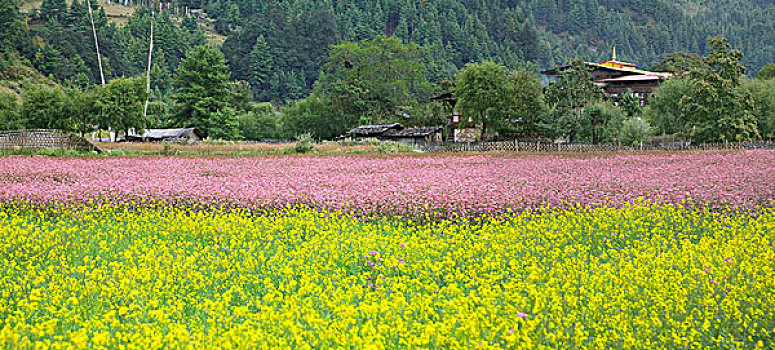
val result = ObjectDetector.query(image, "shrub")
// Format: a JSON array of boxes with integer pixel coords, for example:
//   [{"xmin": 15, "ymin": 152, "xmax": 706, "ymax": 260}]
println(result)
[
  {"xmin": 283, "ymin": 133, "xmax": 316, "ymax": 154},
  {"xmin": 619, "ymin": 118, "xmax": 652, "ymax": 146},
  {"xmin": 376, "ymin": 141, "xmax": 421, "ymax": 154},
  {"xmin": 239, "ymin": 110, "xmax": 279, "ymax": 141},
  {"xmin": 294, "ymin": 133, "xmax": 316, "ymax": 154}
]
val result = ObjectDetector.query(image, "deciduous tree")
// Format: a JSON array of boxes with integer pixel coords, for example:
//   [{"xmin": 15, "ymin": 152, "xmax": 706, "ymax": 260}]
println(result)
[
  {"xmin": 544, "ymin": 58, "xmax": 603, "ymax": 142},
  {"xmin": 21, "ymin": 85, "xmax": 68, "ymax": 130},
  {"xmin": 646, "ymin": 77, "xmax": 692, "ymax": 135},
  {"xmin": 317, "ymin": 36, "xmax": 432, "ymax": 126},
  {"xmin": 0, "ymin": 93, "xmax": 22, "ymax": 130},
  {"xmin": 453, "ymin": 60, "xmax": 510, "ymax": 139},
  {"xmin": 94, "ymin": 76, "xmax": 147, "ymax": 137},
  {"xmin": 679, "ymin": 36, "xmax": 759, "ymax": 142}
]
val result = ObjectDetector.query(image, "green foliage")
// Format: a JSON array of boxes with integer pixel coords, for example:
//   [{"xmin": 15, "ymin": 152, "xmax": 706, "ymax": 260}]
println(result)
[
  {"xmin": 9, "ymin": 3, "xmax": 206, "ymax": 89},
  {"xmin": 145, "ymin": 99, "xmax": 171, "ymax": 128},
  {"xmin": 21, "ymin": 84, "xmax": 67, "ymax": 130},
  {"xmin": 740, "ymin": 78, "xmax": 775, "ymax": 140},
  {"xmin": 619, "ymin": 92, "xmax": 642, "ymax": 118},
  {"xmin": 222, "ymin": 0, "xmax": 773, "ymax": 103},
  {"xmin": 208, "ymin": 107, "xmax": 241, "ymax": 140},
  {"xmin": 0, "ymin": 147, "xmax": 89, "ymax": 156},
  {"xmin": 404, "ymin": 101, "xmax": 447, "ymax": 129},
  {"xmin": 247, "ymin": 36, "xmax": 273, "ymax": 100},
  {"xmin": 229, "ymin": 80, "xmax": 253, "ymax": 113},
  {"xmin": 651, "ymin": 52, "xmax": 700, "ymax": 74},
  {"xmin": 4, "ymin": 0, "xmax": 775, "ymax": 109},
  {"xmin": 646, "ymin": 77, "xmax": 692, "ymax": 135},
  {"xmin": 222, "ymin": 4, "xmax": 338, "ymax": 102},
  {"xmin": 285, "ymin": 133, "xmax": 315, "ymax": 154},
  {"xmin": 580, "ymin": 101, "xmax": 625, "ymax": 144},
  {"xmin": 173, "ymin": 45, "xmax": 238, "ymax": 139},
  {"xmin": 505, "ymin": 69, "xmax": 546, "ymax": 137},
  {"xmin": 358, "ymin": 116, "xmax": 373, "ymax": 126},
  {"xmin": 0, "ymin": 92, "xmax": 22, "ymax": 130},
  {"xmin": 679, "ymin": 36, "xmax": 759, "ymax": 142},
  {"xmin": 453, "ymin": 60, "xmax": 510, "ymax": 137},
  {"xmin": 0, "ymin": 0, "xmax": 20, "ymax": 51},
  {"xmin": 94, "ymin": 76, "xmax": 147, "ymax": 136},
  {"xmin": 544, "ymin": 58, "xmax": 603, "ymax": 142},
  {"xmin": 317, "ymin": 36, "xmax": 433, "ymax": 126},
  {"xmin": 40, "ymin": 0, "xmax": 67, "ymax": 21},
  {"xmin": 239, "ymin": 103, "xmax": 279, "ymax": 141},
  {"xmin": 619, "ymin": 118, "xmax": 652, "ymax": 146},
  {"xmin": 755, "ymin": 64, "xmax": 775, "ymax": 80},
  {"xmin": 280, "ymin": 95, "xmax": 341, "ymax": 140},
  {"xmin": 66, "ymin": 87, "xmax": 98, "ymax": 136}
]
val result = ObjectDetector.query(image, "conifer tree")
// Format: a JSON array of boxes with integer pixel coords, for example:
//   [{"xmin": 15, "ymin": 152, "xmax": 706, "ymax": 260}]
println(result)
[
  {"xmin": 248, "ymin": 36, "xmax": 273, "ymax": 99},
  {"xmin": 172, "ymin": 45, "xmax": 238, "ymax": 139}
]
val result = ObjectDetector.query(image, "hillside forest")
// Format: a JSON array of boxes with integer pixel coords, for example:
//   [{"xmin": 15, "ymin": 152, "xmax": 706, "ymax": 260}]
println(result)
[{"xmin": 0, "ymin": 0, "xmax": 774, "ymax": 144}]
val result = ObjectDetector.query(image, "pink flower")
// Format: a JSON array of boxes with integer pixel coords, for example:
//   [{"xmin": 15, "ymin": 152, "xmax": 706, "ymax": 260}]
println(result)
[
  {"xmin": 3, "ymin": 152, "xmax": 775, "ymax": 215},
  {"xmin": 368, "ymin": 250, "xmax": 378, "ymax": 256},
  {"xmin": 516, "ymin": 312, "xmax": 528, "ymax": 319}
]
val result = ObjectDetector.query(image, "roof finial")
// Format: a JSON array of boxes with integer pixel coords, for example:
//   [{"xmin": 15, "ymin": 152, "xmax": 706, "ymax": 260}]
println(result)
[{"xmin": 612, "ymin": 45, "xmax": 617, "ymax": 61}]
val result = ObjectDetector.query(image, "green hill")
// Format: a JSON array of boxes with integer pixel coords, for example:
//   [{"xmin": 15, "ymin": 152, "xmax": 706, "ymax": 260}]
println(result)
[
  {"xmin": 2, "ymin": 0, "xmax": 773, "ymax": 102},
  {"xmin": 217, "ymin": 0, "xmax": 774, "ymax": 101}
]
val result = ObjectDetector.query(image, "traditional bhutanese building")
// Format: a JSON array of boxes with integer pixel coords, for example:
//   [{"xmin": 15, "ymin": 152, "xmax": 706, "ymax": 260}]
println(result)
[{"xmin": 542, "ymin": 47, "xmax": 673, "ymax": 105}]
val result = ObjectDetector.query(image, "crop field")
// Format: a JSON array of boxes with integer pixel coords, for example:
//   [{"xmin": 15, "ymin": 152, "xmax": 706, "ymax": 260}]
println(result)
[{"xmin": 1, "ymin": 151, "xmax": 775, "ymax": 349}]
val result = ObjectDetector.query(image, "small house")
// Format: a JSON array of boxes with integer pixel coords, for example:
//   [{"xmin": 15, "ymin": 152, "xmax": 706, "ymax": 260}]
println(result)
[
  {"xmin": 339, "ymin": 124, "xmax": 443, "ymax": 147},
  {"xmin": 342, "ymin": 124, "xmax": 403, "ymax": 139},
  {"xmin": 381, "ymin": 126, "xmax": 443, "ymax": 147},
  {"xmin": 430, "ymin": 92, "xmax": 482, "ymax": 142},
  {"xmin": 126, "ymin": 128, "xmax": 203, "ymax": 144}
]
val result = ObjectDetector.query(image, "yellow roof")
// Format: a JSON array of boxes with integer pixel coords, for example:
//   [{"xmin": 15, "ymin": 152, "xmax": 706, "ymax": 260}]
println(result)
[{"xmin": 584, "ymin": 61, "xmax": 659, "ymax": 76}]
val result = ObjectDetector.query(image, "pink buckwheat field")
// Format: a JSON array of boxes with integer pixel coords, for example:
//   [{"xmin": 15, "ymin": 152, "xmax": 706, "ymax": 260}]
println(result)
[{"xmin": 1, "ymin": 151, "xmax": 774, "ymax": 215}]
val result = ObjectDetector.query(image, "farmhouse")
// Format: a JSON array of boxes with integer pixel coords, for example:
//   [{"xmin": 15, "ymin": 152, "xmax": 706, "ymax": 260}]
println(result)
[
  {"xmin": 340, "ymin": 124, "xmax": 443, "ymax": 147},
  {"xmin": 381, "ymin": 126, "xmax": 443, "ymax": 146},
  {"xmin": 343, "ymin": 124, "xmax": 402, "ymax": 139},
  {"xmin": 542, "ymin": 47, "xmax": 673, "ymax": 105},
  {"xmin": 429, "ymin": 92, "xmax": 483, "ymax": 143},
  {"xmin": 126, "ymin": 128, "xmax": 204, "ymax": 144}
]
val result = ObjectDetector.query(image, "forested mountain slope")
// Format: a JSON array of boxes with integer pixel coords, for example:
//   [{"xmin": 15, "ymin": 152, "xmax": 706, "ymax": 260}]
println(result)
[
  {"xmin": 216, "ymin": 0, "xmax": 773, "ymax": 100},
  {"xmin": 2, "ymin": 0, "xmax": 773, "ymax": 102}
]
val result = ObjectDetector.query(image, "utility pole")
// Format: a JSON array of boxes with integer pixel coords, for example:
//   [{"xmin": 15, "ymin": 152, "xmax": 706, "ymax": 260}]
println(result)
[
  {"xmin": 87, "ymin": 0, "xmax": 105, "ymax": 87},
  {"xmin": 143, "ymin": 15, "xmax": 154, "ymax": 121}
]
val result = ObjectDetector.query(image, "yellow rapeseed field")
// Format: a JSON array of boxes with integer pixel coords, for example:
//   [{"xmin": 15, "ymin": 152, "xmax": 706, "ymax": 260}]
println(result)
[{"xmin": 1, "ymin": 204, "xmax": 774, "ymax": 349}]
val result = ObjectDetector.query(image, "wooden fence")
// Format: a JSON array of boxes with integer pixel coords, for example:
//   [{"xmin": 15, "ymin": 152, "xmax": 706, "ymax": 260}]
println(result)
[
  {"xmin": 0, "ymin": 129, "xmax": 102, "ymax": 153},
  {"xmin": 423, "ymin": 140, "xmax": 775, "ymax": 153}
]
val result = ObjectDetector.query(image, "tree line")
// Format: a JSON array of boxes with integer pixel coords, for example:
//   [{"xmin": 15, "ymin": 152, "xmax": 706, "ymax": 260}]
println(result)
[{"xmin": 2, "ymin": 34, "xmax": 774, "ymax": 145}]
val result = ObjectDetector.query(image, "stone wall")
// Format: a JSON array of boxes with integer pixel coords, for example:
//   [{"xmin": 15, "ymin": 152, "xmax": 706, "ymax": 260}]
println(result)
[{"xmin": 0, "ymin": 129, "xmax": 101, "ymax": 152}]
